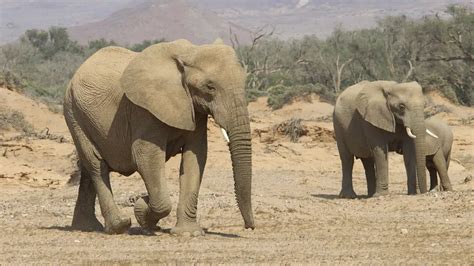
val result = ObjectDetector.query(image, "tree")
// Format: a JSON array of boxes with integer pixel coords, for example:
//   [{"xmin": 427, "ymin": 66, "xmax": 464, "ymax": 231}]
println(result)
[
  {"xmin": 129, "ymin": 39, "xmax": 165, "ymax": 52},
  {"xmin": 87, "ymin": 38, "xmax": 117, "ymax": 54}
]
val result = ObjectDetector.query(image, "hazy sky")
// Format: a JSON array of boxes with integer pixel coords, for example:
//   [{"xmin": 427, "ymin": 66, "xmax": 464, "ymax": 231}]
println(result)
[{"xmin": 0, "ymin": 0, "xmax": 472, "ymax": 44}]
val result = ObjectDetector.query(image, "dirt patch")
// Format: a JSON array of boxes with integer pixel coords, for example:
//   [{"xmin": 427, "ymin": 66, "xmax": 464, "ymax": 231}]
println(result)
[{"xmin": 0, "ymin": 87, "xmax": 472, "ymax": 264}]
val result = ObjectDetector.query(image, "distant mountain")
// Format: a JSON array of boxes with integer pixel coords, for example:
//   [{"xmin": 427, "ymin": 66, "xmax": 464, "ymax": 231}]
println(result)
[
  {"xmin": 191, "ymin": 0, "xmax": 472, "ymax": 39},
  {"xmin": 1, "ymin": 0, "xmax": 472, "ymax": 45},
  {"xmin": 68, "ymin": 0, "xmax": 252, "ymax": 45}
]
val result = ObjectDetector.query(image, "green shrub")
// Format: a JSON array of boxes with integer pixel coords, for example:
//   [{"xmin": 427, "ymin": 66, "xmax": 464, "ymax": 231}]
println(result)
[
  {"xmin": 0, "ymin": 109, "xmax": 34, "ymax": 134},
  {"xmin": 128, "ymin": 39, "xmax": 165, "ymax": 52},
  {"xmin": 267, "ymin": 83, "xmax": 330, "ymax": 110},
  {"xmin": 0, "ymin": 27, "xmax": 166, "ymax": 105}
]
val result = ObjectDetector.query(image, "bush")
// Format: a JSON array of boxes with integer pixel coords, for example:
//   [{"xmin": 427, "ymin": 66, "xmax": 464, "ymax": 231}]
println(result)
[
  {"xmin": 128, "ymin": 39, "xmax": 165, "ymax": 52},
  {"xmin": 246, "ymin": 88, "xmax": 266, "ymax": 102},
  {"xmin": 239, "ymin": 5, "xmax": 473, "ymax": 106},
  {"xmin": 0, "ymin": 109, "xmax": 34, "ymax": 134},
  {"xmin": 0, "ymin": 27, "xmax": 165, "ymax": 105},
  {"xmin": 424, "ymin": 104, "xmax": 451, "ymax": 118},
  {"xmin": 267, "ymin": 83, "xmax": 330, "ymax": 110}
]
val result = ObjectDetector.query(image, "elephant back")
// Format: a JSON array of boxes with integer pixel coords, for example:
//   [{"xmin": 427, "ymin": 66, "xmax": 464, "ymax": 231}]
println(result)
[
  {"xmin": 67, "ymin": 46, "xmax": 138, "ymax": 141},
  {"xmin": 72, "ymin": 47, "xmax": 137, "ymax": 105}
]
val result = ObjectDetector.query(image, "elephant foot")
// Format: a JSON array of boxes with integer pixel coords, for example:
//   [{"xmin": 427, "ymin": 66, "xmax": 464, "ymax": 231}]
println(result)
[
  {"xmin": 372, "ymin": 190, "xmax": 389, "ymax": 197},
  {"xmin": 71, "ymin": 216, "xmax": 104, "ymax": 232},
  {"xmin": 339, "ymin": 189, "xmax": 357, "ymax": 199},
  {"xmin": 442, "ymin": 186, "xmax": 453, "ymax": 192},
  {"xmin": 104, "ymin": 216, "xmax": 131, "ymax": 234},
  {"xmin": 140, "ymin": 225, "xmax": 162, "ymax": 236},
  {"xmin": 134, "ymin": 196, "xmax": 169, "ymax": 233},
  {"xmin": 367, "ymin": 190, "xmax": 376, "ymax": 198},
  {"xmin": 170, "ymin": 223, "xmax": 204, "ymax": 237}
]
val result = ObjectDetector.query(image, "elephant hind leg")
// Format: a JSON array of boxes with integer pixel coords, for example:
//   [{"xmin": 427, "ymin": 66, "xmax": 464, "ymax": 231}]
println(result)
[
  {"xmin": 361, "ymin": 157, "xmax": 376, "ymax": 197},
  {"xmin": 432, "ymin": 152, "xmax": 453, "ymax": 191},
  {"xmin": 428, "ymin": 164, "xmax": 438, "ymax": 191},
  {"xmin": 336, "ymin": 140, "xmax": 357, "ymax": 199},
  {"xmin": 68, "ymin": 119, "xmax": 130, "ymax": 234},
  {"xmin": 71, "ymin": 164, "xmax": 103, "ymax": 232}
]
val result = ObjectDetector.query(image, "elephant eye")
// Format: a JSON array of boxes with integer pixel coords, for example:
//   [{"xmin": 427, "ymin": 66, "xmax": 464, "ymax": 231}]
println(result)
[
  {"xmin": 398, "ymin": 103, "xmax": 406, "ymax": 111},
  {"xmin": 206, "ymin": 83, "xmax": 216, "ymax": 92}
]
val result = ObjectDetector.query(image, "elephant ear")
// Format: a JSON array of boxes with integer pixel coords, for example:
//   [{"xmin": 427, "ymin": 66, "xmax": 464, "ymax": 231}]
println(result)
[
  {"xmin": 121, "ymin": 42, "xmax": 195, "ymax": 131},
  {"xmin": 356, "ymin": 82, "xmax": 396, "ymax": 133}
]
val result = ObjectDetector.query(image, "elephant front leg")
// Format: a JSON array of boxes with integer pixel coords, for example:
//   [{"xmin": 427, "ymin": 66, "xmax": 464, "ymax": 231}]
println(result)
[
  {"xmin": 372, "ymin": 144, "xmax": 389, "ymax": 196},
  {"xmin": 133, "ymin": 140, "xmax": 172, "ymax": 235},
  {"xmin": 402, "ymin": 141, "xmax": 417, "ymax": 195},
  {"xmin": 171, "ymin": 173, "xmax": 204, "ymax": 236},
  {"xmin": 171, "ymin": 128, "xmax": 207, "ymax": 236}
]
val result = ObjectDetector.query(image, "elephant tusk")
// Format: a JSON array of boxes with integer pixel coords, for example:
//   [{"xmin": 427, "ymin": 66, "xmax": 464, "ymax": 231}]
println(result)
[
  {"xmin": 426, "ymin": 129, "xmax": 439, "ymax": 139},
  {"xmin": 406, "ymin": 127, "xmax": 416, "ymax": 139},
  {"xmin": 220, "ymin": 128, "xmax": 230, "ymax": 143}
]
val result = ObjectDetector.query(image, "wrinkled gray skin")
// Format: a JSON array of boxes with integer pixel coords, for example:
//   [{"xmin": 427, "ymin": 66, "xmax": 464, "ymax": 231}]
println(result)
[
  {"xmin": 63, "ymin": 39, "xmax": 254, "ymax": 235},
  {"xmin": 333, "ymin": 80, "xmax": 428, "ymax": 198},
  {"xmin": 389, "ymin": 117, "xmax": 453, "ymax": 191}
]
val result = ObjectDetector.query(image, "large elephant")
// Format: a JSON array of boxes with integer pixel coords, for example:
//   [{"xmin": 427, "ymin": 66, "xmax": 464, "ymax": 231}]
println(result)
[
  {"xmin": 333, "ymin": 80, "xmax": 428, "ymax": 198},
  {"xmin": 390, "ymin": 117, "xmax": 453, "ymax": 191},
  {"xmin": 63, "ymin": 39, "xmax": 255, "ymax": 235}
]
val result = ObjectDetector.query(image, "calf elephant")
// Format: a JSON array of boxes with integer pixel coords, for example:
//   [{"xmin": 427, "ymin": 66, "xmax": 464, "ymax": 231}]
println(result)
[
  {"xmin": 390, "ymin": 117, "xmax": 453, "ymax": 191},
  {"xmin": 63, "ymin": 39, "xmax": 255, "ymax": 235},
  {"xmin": 333, "ymin": 80, "xmax": 428, "ymax": 198}
]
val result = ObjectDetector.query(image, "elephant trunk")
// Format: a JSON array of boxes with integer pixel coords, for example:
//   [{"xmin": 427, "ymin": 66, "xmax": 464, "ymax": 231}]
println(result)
[
  {"xmin": 410, "ymin": 112, "xmax": 428, "ymax": 193},
  {"xmin": 226, "ymin": 102, "xmax": 255, "ymax": 229}
]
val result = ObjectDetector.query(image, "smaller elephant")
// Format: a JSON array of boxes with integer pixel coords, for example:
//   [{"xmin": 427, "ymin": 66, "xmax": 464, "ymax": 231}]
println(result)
[
  {"xmin": 333, "ymin": 80, "xmax": 429, "ymax": 198},
  {"xmin": 389, "ymin": 117, "xmax": 453, "ymax": 191}
]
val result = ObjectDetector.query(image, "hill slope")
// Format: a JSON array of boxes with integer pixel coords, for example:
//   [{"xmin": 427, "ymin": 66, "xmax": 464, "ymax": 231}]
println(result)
[
  {"xmin": 1, "ymin": 0, "xmax": 470, "ymax": 44},
  {"xmin": 68, "ymin": 0, "xmax": 252, "ymax": 45}
]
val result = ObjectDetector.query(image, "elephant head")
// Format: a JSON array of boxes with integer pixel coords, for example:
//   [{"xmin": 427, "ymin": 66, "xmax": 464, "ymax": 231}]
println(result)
[
  {"xmin": 356, "ymin": 81, "xmax": 428, "ymax": 193},
  {"xmin": 121, "ymin": 39, "xmax": 255, "ymax": 229}
]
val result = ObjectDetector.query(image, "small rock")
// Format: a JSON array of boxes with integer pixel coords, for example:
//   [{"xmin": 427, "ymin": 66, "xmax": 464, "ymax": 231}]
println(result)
[
  {"xmin": 74, "ymin": 239, "xmax": 80, "ymax": 243},
  {"xmin": 401, "ymin": 228, "xmax": 408, "ymax": 234}
]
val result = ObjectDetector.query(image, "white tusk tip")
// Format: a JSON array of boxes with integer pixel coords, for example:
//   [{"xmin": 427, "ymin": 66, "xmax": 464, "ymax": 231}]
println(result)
[
  {"xmin": 406, "ymin": 127, "xmax": 417, "ymax": 139},
  {"xmin": 426, "ymin": 129, "xmax": 439, "ymax": 139},
  {"xmin": 220, "ymin": 128, "xmax": 230, "ymax": 143}
]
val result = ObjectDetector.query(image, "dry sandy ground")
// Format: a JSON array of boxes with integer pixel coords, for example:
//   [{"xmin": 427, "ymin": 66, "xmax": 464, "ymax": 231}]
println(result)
[{"xmin": 0, "ymin": 88, "xmax": 472, "ymax": 264}]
